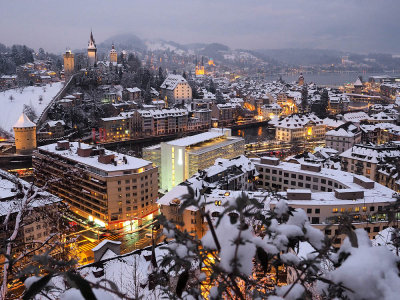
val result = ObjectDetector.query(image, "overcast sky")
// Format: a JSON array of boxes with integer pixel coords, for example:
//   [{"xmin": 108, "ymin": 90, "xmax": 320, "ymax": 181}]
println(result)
[{"xmin": 1, "ymin": 0, "xmax": 399, "ymax": 54}]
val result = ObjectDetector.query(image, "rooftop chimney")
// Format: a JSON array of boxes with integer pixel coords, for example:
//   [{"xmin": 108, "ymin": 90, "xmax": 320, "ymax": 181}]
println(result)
[
  {"xmin": 56, "ymin": 140, "xmax": 70, "ymax": 150},
  {"xmin": 98, "ymin": 154, "xmax": 115, "ymax": 164}
]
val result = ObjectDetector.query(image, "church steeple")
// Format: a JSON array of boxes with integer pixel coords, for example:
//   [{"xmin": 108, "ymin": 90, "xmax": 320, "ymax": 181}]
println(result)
[
  {"xmin": 109, "ymin": 43, "xmax": 117, "ymax": 63},
  {"xmin": 88, "ymin": 30, "xmax": 96, "ymax": 49},
  {"xmin": 87, "ymin": 30, "xmax": 97, "ymax": 67}
]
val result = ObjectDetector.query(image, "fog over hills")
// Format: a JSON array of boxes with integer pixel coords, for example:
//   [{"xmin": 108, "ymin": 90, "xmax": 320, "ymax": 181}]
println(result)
[{"xmin": 68, "ymin": 33, "xmax": 400, "ymax": 68}]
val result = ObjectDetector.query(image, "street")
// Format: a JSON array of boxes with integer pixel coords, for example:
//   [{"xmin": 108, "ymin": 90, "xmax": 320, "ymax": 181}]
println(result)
[{"xmin": 65, "ymin": 213, "xmax": 162, "ymax": 265}]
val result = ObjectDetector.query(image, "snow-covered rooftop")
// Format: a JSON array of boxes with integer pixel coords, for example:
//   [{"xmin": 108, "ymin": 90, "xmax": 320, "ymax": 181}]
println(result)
[
  {"xmin": 166, "ymin": 131, "xmax": 224, "ymax": 147},
  {"xmin": 13, "ymin": 113, "xmax": 36, "ymax": 128},
  {"xmin": 37, "ymin": 142, "xmax": 152, "ymax": 174},
  {"xmin": 0, "ymin": 171, "xmax": 62, "ymax": 216},
  {"xmin": 160, "ymin": 74, "xmax": 188, "ymax": 90}
]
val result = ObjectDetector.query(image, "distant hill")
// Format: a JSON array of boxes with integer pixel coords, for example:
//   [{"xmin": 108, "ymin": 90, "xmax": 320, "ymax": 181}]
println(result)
[
  {"xmin": 98, "ymin": 33, "xmax": 147, "ymax": 52},
  {"xmin": 86, "ymin": 33, "xmax": 385, "ymax": 67},
  {"xmin": 145, "ymin": 39, "xmax": 188, "ymax": 54},
  {"xmin": 254, "ymin": 48, "xmax": 345, "ymax": 66}
]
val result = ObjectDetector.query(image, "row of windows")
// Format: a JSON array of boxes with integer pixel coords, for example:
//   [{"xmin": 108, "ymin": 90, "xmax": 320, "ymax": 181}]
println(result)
[
  {"xmin": 118, "ymin": 175, "xmax": 153, "ymax": 185},
  {"xmin": 261, "ymin": 177, "xmax": 340, "ymax": 192},
  {"xmin": 325, "ymin": 225, "xmax": 388, "ymax": 237},
  {"xmin": 119, "ymin": 183, "xmax": 152, "ymax": 191},
  {"xmin": 258, "ymin": 168, "xmax": 344, "ymax": 189}
]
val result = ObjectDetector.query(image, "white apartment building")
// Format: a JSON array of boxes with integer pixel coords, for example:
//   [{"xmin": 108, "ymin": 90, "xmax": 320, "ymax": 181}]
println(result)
[
  {"xmin": 340, "ymin": 143, "xmax": 400, "ymax": 180},
  {"xmin": 325, "ymin": 122, "xmax": 361, "ymax": 153},
  {"xmin": 160, "ymin": 74, "xmax": 192, "ymax": 105},
  {"xmin": 254, "ymin": 157, "xmax": 397, "ymax": 245},
  {"xmin": 272, "ymin": 113, "xmax": 326, "ymax": 143}
]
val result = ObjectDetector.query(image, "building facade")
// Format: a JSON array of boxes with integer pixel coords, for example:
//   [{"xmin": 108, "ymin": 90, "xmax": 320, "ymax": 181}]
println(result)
[
  {"xmin": 158, "ymin": 155, "xmax": 258, "ymax": 237},
  {"xmin": 340, "ymin": 143, "xmax": 400, "ymax": 180},
  {"xmin": 254, "ymin": 157, "xmax": 397, "ymax": 245},
  {"xmin": 33, "ymin": 141, "xmax": 159, "ymax": 230},
  {"xmin": 325, "ymin": 122, "xmax": 361, "ymax": 153},
  {"xmin": 272, "ymin": 114, "xmax": 325, "ymax": 143},
  {"xmin": 160, "ymin": 74, "xmax": 192, "ymax": 105},
  {"xmin": 144, "ymin": 129, "xmax": 245, "ymax": 191}
]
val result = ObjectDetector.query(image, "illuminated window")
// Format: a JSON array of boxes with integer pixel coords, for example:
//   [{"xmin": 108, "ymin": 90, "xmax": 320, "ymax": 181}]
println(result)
[
  {"xmin": 340, "ymin": 208, "xmax": 345, "ymax": 213},
  {"xmin": 362, "ymin": 207, "xmax": 367, "ymax": 212},
  {"xmin": 332, "ymin": 208, "xmax": 338, "ymax": 213},
  {"xmin": 215, "ymin": 200, "xmax": 222, "ymax": 206},
  {"xmin": 138, "ymin": 168, "xmax": 144, "ymax": 173},
  {"xmin": 224, "ymin": 192, "xmax": 230, "ymax": 196},
  {"xmin": 355, "ymin": 207, "xmax": 360, "ymax": 212}
]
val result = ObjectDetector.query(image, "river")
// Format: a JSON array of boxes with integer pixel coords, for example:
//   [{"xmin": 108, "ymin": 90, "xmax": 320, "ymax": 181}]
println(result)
[
  {"xmin": 263, "ymin": 71, "xmax": 400, "ymax": 86},
  {"xmin": 232, "ymin": 125, "xmax": 274, "ymax": 144}
]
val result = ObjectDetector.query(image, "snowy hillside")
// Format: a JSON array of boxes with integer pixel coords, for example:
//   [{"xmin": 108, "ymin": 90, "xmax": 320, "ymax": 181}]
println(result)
[
  {"xmin": 145, "ymin": 40, "xmax": 187, "ymax": 55},
  {"xmin": 0, "ymin": 82, "xmax": 63, "ymax": 135}
]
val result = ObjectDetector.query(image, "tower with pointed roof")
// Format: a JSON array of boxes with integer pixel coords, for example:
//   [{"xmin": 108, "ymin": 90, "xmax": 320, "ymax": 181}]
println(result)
[
  {"xmin": 13, "ymin": 113, "xmax": 37, "ymax": 154},
  {"xmin": 354, "ymin": 77, "xmax": 363, "ymax": 94},
  {"xmin": 109, "ymin": 44, "xmax": 117, "ymax": 63},
  {"xmin": 87, "ymin": 30, "xmax": 97, "ymax": 67},
  {"xmin": 298, "ymin": 73, "xmax": 305, "ymax": 86}
]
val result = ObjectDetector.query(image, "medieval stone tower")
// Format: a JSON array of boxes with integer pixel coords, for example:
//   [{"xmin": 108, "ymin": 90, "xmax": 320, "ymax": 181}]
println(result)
[
  {"xmin": 13, "ymin": 113, "xmax": 37, "ymax": 154},
  {"xmin": 63, "ymin": 50, "xmax": 75, "ymax": 76}
]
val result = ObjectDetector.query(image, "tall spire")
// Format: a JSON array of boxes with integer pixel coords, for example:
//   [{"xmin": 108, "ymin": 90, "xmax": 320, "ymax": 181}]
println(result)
[{"xmin": 88, "ymin": 30, "xmax": 96, "ymax": 49}]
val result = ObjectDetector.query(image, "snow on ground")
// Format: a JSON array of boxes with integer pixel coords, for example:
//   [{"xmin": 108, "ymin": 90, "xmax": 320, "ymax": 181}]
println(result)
[
  {"xmin": 145, "ymin": 40, "xmax": 186, "ymax": 55},
  {"xmin": 0, "ymin": 82, "xmax": 63, "ymax": 134}
]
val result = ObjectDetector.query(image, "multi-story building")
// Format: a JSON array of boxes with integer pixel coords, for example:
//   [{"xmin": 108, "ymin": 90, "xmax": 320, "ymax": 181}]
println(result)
[
  {"xmin": 0, "ymin": 172, "xmax": 63, "ymax": 254},
  {"xmin": 211, "ymin": 103, "xmax": 237, "ymax": 126},
  {"xmin": 254, "ymin": 157, "xmax": 398, "ymax": 245},
  {"xmin": 100, "ymin": 112, "xmax": 133, "ymax": 141},
  {"xmin": 367, "ymin": 112, "xmax": 395, "ymax": 124},
  {"xmin": 124, "ymin": 87, "xmax": 142, "ymax": 101},
  {"xmin": 360, "ymin": 124, "xmax": 382, "ymax": 144},
  {"xmin": 160, "ymin": 74, "xmax": 192, "ymax": 105},
  {"xmin": 342, "ymin": 111, "xmax": 369, "ymax": 125},
  {"xmin": 144, "ymin": 128, "xmax": 245, "ymax": 191},
  {"xmin": 376, "ymin": 158, "xmax": 400, "ymax": 193},
  {"xmin": 159, "ymin": 155, "xmax": 397, "ymax": 245},
  {"xmin": 328, "ymin": 94, "xmax": 349, "ymax": 114},
  {"xmin": 272, "ymin": 113, "xmax": 325, "ymax": 143},
  {"xmin": 192, "ymin": 109, "xmax": 212, "ymax": 129},
  {"xmin": 325, "ymin": 122, "xmax": 361, "ymax": 153},
  {"xmin": 158, "ymin": 155, "xmax": 258, "ymax": 236},
  {"xmin": 37, "ymin": 120, "xmax": 66, "ymax": 140},
  {"xmin": 277, "ymin": 92, "xmax": 298, "ymax": 115},
  {"xmin": 99, "ymin": 109, "xmax": 189, "ymax": 141},
  {"xmin": 260, "ymin": 103, "xmax": 282, "ymax": 119},
  {"xmin": 33, "ymin": 141, "xmax": 159, "ymax": 230},
  {"xmin": 132, "ymin": 109, "xmax": 188, "ymax": 137},
  {"xmin": 340, "ymin": 143, "xmax": 400, "ymax": 180}
]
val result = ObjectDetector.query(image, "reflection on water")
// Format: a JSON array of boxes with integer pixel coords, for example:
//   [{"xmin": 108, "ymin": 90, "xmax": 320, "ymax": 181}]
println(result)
[
  {"xmin": 232, "ymin": 125, "xmax": 272, "ymax": 143},
  {"xmin": 264, "ymin": 72, "xmax": 397, "ymax": 86}
]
